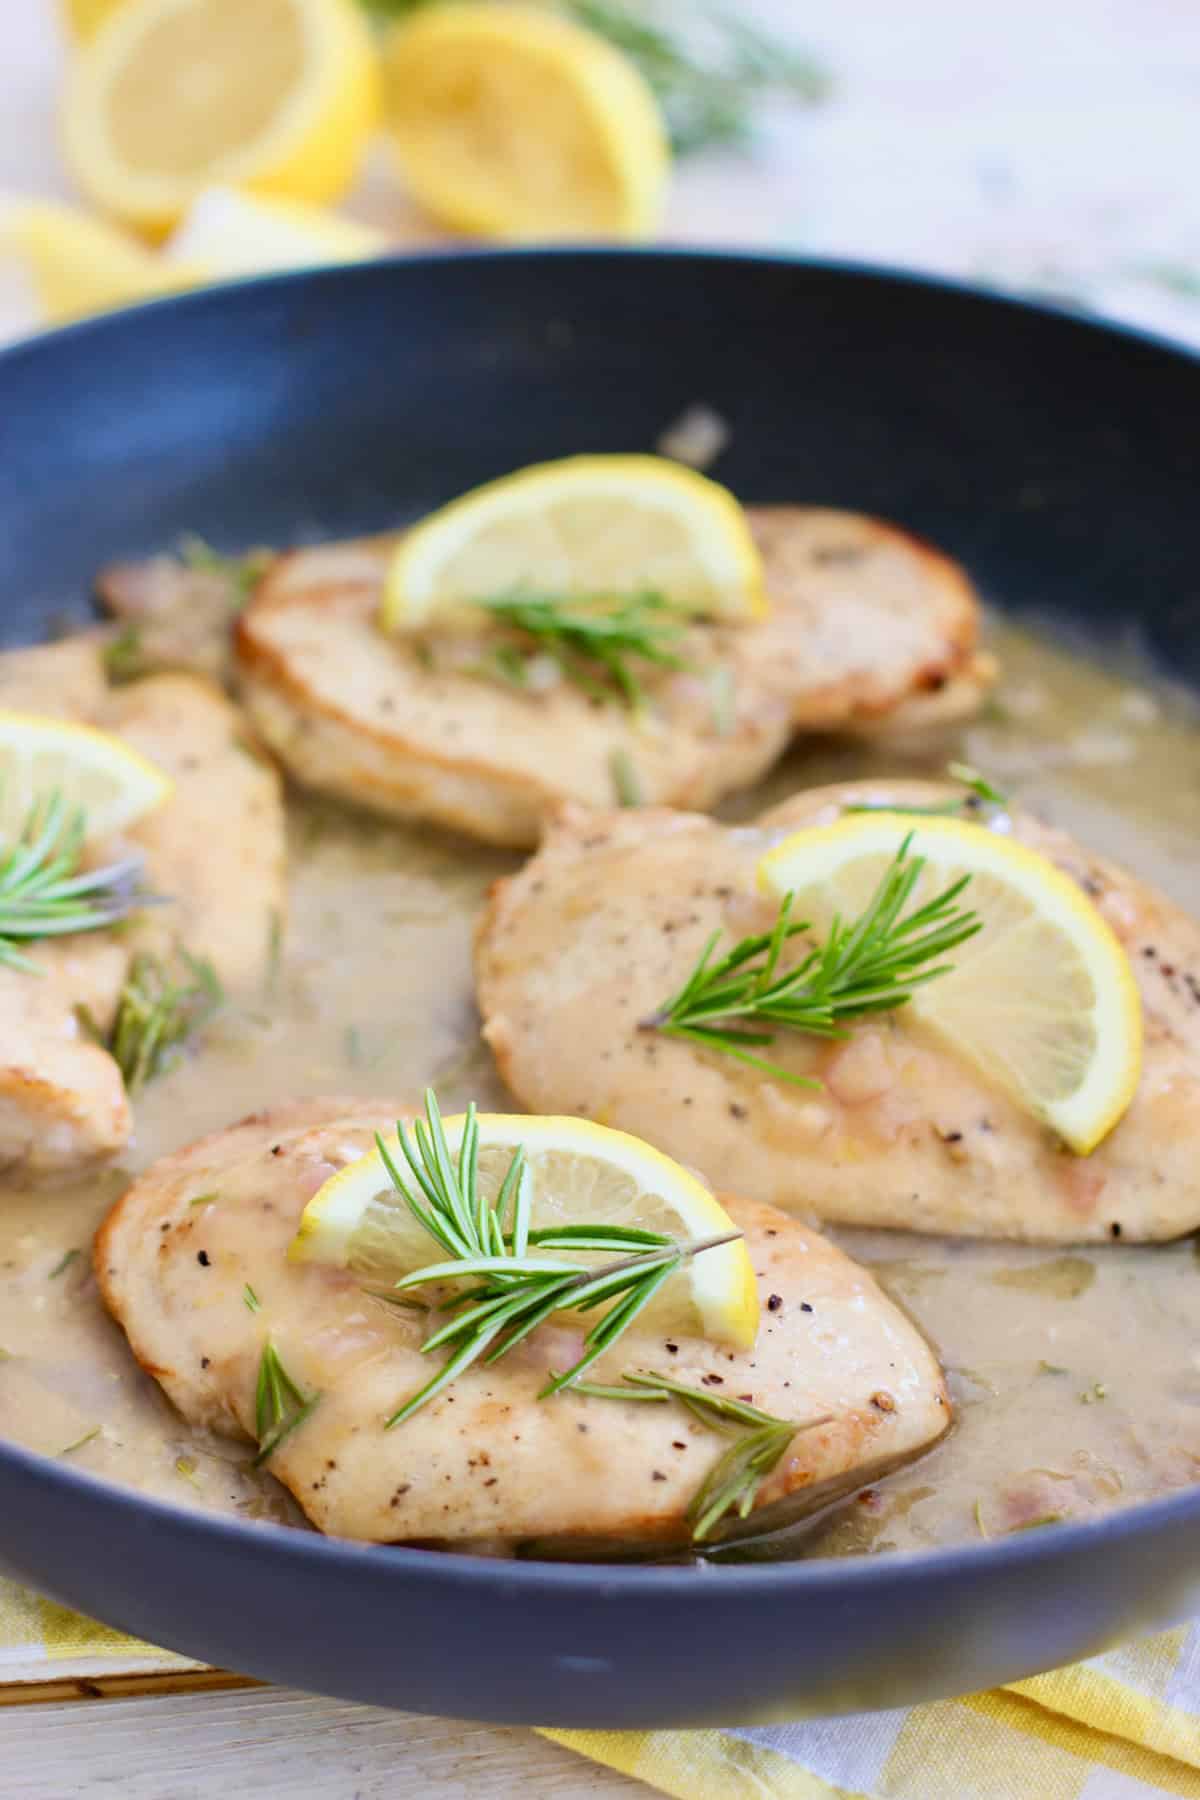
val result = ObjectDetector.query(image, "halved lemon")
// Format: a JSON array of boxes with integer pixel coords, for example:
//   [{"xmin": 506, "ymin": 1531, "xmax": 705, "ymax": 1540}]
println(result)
[
  {"xmin": 290, "ymin": 1110, "xmax": 759, "ymax": 1349},
  {"xmin": 382, "ymin": 455, "xmax": 766, "ymax": 632},
  {"xmin": 61, "ymin": 0, "xmax": 380, "ymax": 237},
  {"xmin": 0, "ymin": 713, "xmax": 172, "ymax": 840},
  {"xmin": 381, "ymin": 4, "xmax": 669, "ymax": 241},
  {"xmin": 757, "ymin": 814, "xmax": 1143, "ymax": 1154}
]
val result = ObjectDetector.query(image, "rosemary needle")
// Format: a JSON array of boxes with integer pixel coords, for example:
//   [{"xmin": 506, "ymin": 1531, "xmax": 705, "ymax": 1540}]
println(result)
[
  {"xmin": 643, "ymin": 835, "xmax": 981, "ymax": 1085},
  {"xmin": 475, "ymin": 589, "xmax": 689, "ymax": 712},
  {"xmin": 253, "ymin": 1341, "xmax": 320, "ymax": 1466},
  {"xmin": 78, "ymin": 949, "xmax": 223, "ymax": 1092}
]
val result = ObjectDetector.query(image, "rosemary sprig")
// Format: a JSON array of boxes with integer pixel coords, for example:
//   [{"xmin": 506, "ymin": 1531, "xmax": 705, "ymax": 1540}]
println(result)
[
  {"xmin": 253, "ymin": 1340, "xmax": 321, "ymax": 1466},
  {"xmin": 180, "ymin": 535, "xmax": 272, "ymax": 605},
  {"xmin": 642, "ymin": 836, "xmax": 981, "ymax": 1084},
  {"xmin": 0, "ymin": 791, "xmax": 152, "ymax": 973},
  {"xmin": 844, "ymin": 763, "xmax": 1007, "ymax": 819},
  {"xmin": 77, "ymin": 949, "xmax": 223, "ymax": 1092},
  {"xmin": 475, "ymin": 589, "xmax": 688, "ymax": 711},
  {"xmin": 376, "ymin": 1090, "xmax": 740, "ymax": 1427},
  {"xmin": 571, "ymin": 1369, "xmax": 830, "ymax": 1540}
]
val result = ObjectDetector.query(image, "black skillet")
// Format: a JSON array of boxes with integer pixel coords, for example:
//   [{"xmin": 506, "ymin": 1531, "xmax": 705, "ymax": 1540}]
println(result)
[{"xmin": 1, "ymin": 250, "xmax": 1199, "ymax": 1727}]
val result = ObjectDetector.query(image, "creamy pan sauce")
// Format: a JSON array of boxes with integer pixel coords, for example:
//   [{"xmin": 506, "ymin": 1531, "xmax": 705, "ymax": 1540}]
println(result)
[{"xmin": 2, "ymin": 620, "xmax": 1198, "ymax": 1558}]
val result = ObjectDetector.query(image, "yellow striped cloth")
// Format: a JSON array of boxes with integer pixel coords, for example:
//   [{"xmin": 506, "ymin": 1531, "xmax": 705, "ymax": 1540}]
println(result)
[{"xmin": 5, "ymin": 1578, "xmax": 1200, "ymax": 1796}]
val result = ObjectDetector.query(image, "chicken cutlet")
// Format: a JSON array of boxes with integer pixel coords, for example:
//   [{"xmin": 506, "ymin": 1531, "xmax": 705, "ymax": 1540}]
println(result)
[
  {"xmin": 232, "ymin": 508, "xmax": 989, "ymax": 847},
  {"xmin": 0, "ymin": 645, "xmax": 285, "ymax": 1174},
  {"xmin": 94, "ymin": 1097, "xmax": 950, "ymax": 1548},
  {"xmin": 475, "ymin": 779, "xmax": 1200, "ymax": 1243}
]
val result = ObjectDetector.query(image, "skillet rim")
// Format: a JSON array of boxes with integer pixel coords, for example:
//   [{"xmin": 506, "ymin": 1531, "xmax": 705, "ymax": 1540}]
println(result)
[{"xmin": 2, "ymin": 243, "xmax": 1199, "ymax": 1602}]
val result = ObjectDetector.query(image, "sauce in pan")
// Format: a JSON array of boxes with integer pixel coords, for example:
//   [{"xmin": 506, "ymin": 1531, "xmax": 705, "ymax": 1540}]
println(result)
[{"xmin": 2, "ymin": 619, "xmax": 1198, "ymax": 1558}]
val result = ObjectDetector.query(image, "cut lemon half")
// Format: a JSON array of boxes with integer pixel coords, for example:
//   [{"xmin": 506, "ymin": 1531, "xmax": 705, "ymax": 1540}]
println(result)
[
  {"xmin": 382, "ymin": 455, "xmax": 766, "ymax": 632},
  {"xmin": 163, "ymin": 185, "xmax": 387, "ymax": 278},
  {"xmin": 61, "ymin": 0, "xmax": 380, "ymax": 237},
  {"xmin": 290, "ymin": 1111, "xmax": 759, "ymax": 1350},
  {"xmin": 0, "ymin": 713, "xmax": 172, "ymax": 841},
  {"xmin": 757, "ymin": 814, "xmax": 1142, "ymax": 1154},
  {"xmin": 381, "ymin": 3, "xmax": 669, "ymax": 241}
]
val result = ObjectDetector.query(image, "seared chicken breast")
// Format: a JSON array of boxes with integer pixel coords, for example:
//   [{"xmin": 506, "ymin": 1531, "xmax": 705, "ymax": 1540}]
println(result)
[
  {"xmin": 233, "ymin": 509, "xmax": 988, "ymax": 847},
  {"xmin": 0, "ymin": 649, "xmax": 285, "ymax": 1175},
  {"xmin": 95, "ymin": 1098, "xmax": 950, "ymax": 1548},
  {"xmin": 475, "ymin": 779, "xmax": 1200, "ymax": 1243}
]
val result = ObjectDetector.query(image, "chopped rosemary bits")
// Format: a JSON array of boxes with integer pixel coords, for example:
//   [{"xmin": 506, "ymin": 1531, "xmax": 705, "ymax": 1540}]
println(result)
[
  {"xmin": 609, "ymin": 747, "xmax": 644, "ymax": 808},
  {"xmin": 973, "ymin": 1498, "xmax": 990, "ymax": 1539},
  {"xmin": 179, "ymin": 535, "xmax": 272, "ymax": 604},
  {"xmin": 476, "ymin": 589, "xmax": 688, "ymax": 711},
  {"xmin": 264, "ymin": 908, "xmax": 283, "ymax": 997},
  {"xmin": 102, "ymin": 624, "xmax": 148, "ymax": 685},
  {"xmin": 377, "ymin": 1090, "xmax": 741, "ymax": 1428},
  {"xmin": 187, "ymin": 1192, "xmax": 219, "ymax": 1209},
  {"xmin": 80, "ymin": 949, "xmax": 223, "ymax": 1092},
  {"xmin": 254, "ymin": 1341, "xmax": 320, "ymax": 1466},
  {"xmin": 48, "ymin": 1249, "xmax": 81, "ymax": 1280},
  {"xmin": 643, "ymin": 836, "xmax": 980, "ymax": 1084},
  {"xmin": 844, "ymin": 762, "xmax": 1007, "ymax": 819},
  {"xmin": 1010, "ymin": 1511, "xmax": 1067, "ymax": 1532},
  {"xmin": 1079, "ymin": 1382, "xmax": 1108, "ymax": 1404},
  {"xmin": 0, "ymin": 789, "xmax": 154, "ymax": 973},
  {"xmin": 572, "ymin": 1370, "xmax": 829, "ymax": 1540},
  {"xmin": 1037, "ymin": 1360, "xmax": 1069, "ymax": 1376},
  {"xmin": 244, "ymin": 1284, "xmax": 262, "ymax": 1313},
  {"xmin": 174, "ymin": 1455, "xmax": 200, "ymax": 1485},
  {"xmin": 60, "ymin": 1427, "xmax": 101, "ymax": 1456}
]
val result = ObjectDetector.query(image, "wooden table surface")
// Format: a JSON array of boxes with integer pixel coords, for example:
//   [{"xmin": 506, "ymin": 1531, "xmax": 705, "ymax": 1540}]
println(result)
[{"xmin": 3, "ymin": 2, "xmax": 1200, "ymax": 1793}]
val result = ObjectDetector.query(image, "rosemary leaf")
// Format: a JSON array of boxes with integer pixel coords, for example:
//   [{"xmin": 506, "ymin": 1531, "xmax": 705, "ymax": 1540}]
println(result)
[
  {"xmin": 102, "ymin": 624, "xmax": 148, "ymax": 685},
  {"xmin": 48, "ymin": 1249, "xmax": 80, "ymax": 1280},
  {"xmin": 476, "ymin": 589, "xmax": 688, "ymax": 713},
  {"xmin": 60, "ymin": 1427, "xmax": 101, "ymax": 1456},
  {"xmin": 244, "ymin": 1284, "xmax": 262, "ymax": 1314},
  {"xmin": 643, "ymin": 837, "xmax": 981, "ymax": 1082}
]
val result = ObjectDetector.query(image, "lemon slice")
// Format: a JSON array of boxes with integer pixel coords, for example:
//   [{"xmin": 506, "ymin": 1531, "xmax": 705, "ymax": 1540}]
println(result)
[
  {"xmin": 291, "ymin": 1111, "xmax": 759, "ymax": 1349},
  {"xmin": 382, "ymin": 455, "xmax": 766, "ymax": 632},
  {"xmin": 0, "ymin": 713, "xmax": 172, "ymax": 840},
  {"xmin": 61, "ymin": 0, "xmax": 380, "ymax": 237},
  {"xmin": 758, "ymin": 814, "xmax": 1142, "ymax": 1153},
  {"xmin": 381, "ymin": 3, "xmax": 668, "ymax": 241}
]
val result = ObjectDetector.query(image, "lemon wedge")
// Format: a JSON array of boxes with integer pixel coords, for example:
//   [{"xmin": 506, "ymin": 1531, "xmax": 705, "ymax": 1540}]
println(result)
[
  {"xmin": 0, "ymin": 196, "xmax": 201, "ymax": 327},
  {"xmin": 163, "ymin": 186, "xmax": 387, "ymax": 278},
  {"xmin": 291, "ymin": 1110, "xmax": 759, "ymax": 1350},
  {"xmin": 382, "ymin": 455, "xmax": 766, "ymax": 633},
  {"xmin": 61, "ymin": 0, "xmax": 380, "ymax": 237},
  {"xmin": 381, "ymin": 3, "xmax": 669, "ymax": 240},
  {"xmin": 758, "ymin": 814, "xmax": 1143, "ymax": 1154},
  {"xmin": 0, "ymin": 713, "xmax": 172, "ymax": 840}
]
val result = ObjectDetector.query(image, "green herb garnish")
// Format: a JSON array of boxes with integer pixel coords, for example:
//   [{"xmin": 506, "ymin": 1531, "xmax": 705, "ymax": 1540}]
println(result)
[
  {"xmin": 244, "ymin": 1284, "xmax": 262, "ymax": 1314},
  {"xmin": 188, "ymin": 1193, "xmax": 219, "ymax": 1209},
  {"xmin": 642, "ymin": 835, "xmax": 980, "ymax": 1084},
  {"xmin": 571, "ymin": 1369, "xmax": 829, "ymax": 1541},
  {"xmin": 253, "ymin": 1341, "xmax": 320, "ymax": 1466},
  {"xmin": 377, "ymin": 1090, "xmax": 740, "ymax": 1427},
  {"xmin": 102, "ymin": 625, "xmax": 148, "ymax": 685},
  {"xmin": 0, "ymin": 790, "xmax": 153, "ymax": 973},
  {"xmin": 476, "ymin": 589, "xmax": 688, "ymax": 712},
  {"xmin": 179, "ymin": 535, "xmax": 272, "ymax": 604},
  {"xmin": 48, "ymin": 1249, "xmax": 81, "ymax": 1280},
  {"xmin": 78, "ymin": 949, "xmax": 223, "ymax": 1092},
  {"xmin": 59, "ymin": 1427, "xmax": 101, "ymax": 1456},
  {"xmin": 844, "ymin": 763, "xmax": 1007, "ymax": 819}
]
